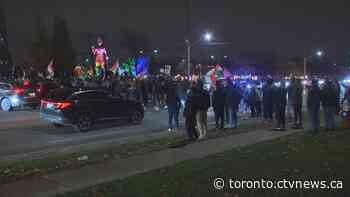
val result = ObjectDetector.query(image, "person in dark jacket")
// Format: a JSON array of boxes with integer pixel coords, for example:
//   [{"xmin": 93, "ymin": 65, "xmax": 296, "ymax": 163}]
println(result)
[
  {"xmin": 274, "ymin": 82, "xmax": 287, "ymax": 130},
  {"xmin": 307, "ymin": 79, "xmax": 321, "ymax": 133},
  {"xmin": 263, "ymin": 79, "xmax": 274, "ymax": 123},
  {"xmin": 225, "ymin": 81, "xmax": 242, "ymax": 129},
  {"xmin": 291, "ymin": 78, "xmax": 303, "ymax": 129},
  {"xmin": 248, "ymin": 86, "xmax": 260, "ymax": 118},
  {"xmin": 286, "ymin": 81, "xmax": 294, "ymax": 122},
  {"xmin": 140, "ymin": 79, "xmax": 149, "ymax": 106},
  {"xmin": 195, "ymin": 80, "xmax": 210, "ymax": 139},
  {"xmin": 184, "ymin": 82, "xmax": 199, "ymax": 141},
  {"xmin": 166, "ymin": 81, "xmax": 181, "ymax": 131},
  {"xmin": 223, "ymin": 80, "xmax": 230, "ymax": 124},
  {"xmin": 334, "ymin": 80, "xmax": 341, "ymax": 113},
  {"xmin": 321, "ymin": 79, "xmax": 338, "ymax": 131},
  {"xmin": 212, "ymin": 81, "xmax": 225, "ymax": 129}
]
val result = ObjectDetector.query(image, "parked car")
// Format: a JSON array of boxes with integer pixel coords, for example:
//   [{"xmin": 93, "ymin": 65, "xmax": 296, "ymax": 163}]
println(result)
[
  {"xmin": 0, "ymin": 82, "xmax": 40, "ymax": 111},
  {"xmin": 40, "ymin": 88, "xmax": 144, "ymax": 132}
]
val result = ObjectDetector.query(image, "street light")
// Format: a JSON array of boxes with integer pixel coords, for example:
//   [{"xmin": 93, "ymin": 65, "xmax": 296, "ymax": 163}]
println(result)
[
  {"xmin": 204, "ymin": 32, "xmax": 213, "ymax": 42},
  {"xmin": 186, "ymin": 32, "xmax": 213, "ymax": 76},
  {"xmin": 303, "ymin": 50, "xmax": 325, "ymax": 76},
  {"xmin": 153, "ymin": 49, "xmax": 159, "ymax": 54}
]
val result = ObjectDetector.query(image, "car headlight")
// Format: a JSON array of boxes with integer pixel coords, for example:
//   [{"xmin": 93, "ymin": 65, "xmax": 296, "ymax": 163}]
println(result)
[
  {"xmin": 341, "ymin": 111, "xmax": 348, "ymax": 118},
  {"xmin": 10, "ymin": 96, "xmax": 20, "ymax": 106}
]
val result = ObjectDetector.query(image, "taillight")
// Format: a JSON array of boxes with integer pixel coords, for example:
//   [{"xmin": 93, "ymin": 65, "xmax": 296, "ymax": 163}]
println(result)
[
  {"xmin": 41, "ymin": 100, "xmax": 72, "ymax": 110},
  {"xmin": 55, "ymin": 102, "xmax": 72, "ymax": 110}
]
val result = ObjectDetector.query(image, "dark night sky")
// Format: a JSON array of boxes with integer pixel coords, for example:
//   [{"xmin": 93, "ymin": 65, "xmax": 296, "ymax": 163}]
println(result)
[{"xmin": 3, "ymin": 0, "xmax": 350, "ymax": 63}]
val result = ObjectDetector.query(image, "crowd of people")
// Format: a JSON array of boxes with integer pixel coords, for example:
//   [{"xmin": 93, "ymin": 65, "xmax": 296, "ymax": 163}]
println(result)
[
  {"xmin": 162, "ymin": 76, "xmax": 349, "ymax": 142},
  {"xmin": 3, "ymin": 71, "xmax": 350, "ymax": 142}
]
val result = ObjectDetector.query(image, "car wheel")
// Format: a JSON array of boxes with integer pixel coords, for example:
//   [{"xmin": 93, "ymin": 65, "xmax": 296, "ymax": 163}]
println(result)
[
  {"xmin": 129, "ymin": 110, "xmax": 143, "ymax": 124},
  {"xmin": 1, "ymin": 98, "xmax": 13, "ymax": 112},
  {"xmin": 52, "ymin": 123, "xmax": 64, "ymax": 128},
  {"xmin": 74, "ymin": 113, "xmax": 93, "ymax": 132}
]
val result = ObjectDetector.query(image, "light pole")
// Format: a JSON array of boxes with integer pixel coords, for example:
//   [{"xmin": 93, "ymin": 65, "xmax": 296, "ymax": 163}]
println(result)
[
  {"xmin": 186, "ymin": 32, "xmax": 212, "ymax": 76},
  {"xmin": 303, "ymin": 50, "xmax": 324, "ymax": 76}
]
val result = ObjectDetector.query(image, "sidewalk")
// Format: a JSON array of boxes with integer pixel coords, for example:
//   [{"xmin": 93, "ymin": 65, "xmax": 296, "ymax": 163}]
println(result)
[{"xmin": 0, "ymin": 129, "xmax": 299, "ymax": 197}]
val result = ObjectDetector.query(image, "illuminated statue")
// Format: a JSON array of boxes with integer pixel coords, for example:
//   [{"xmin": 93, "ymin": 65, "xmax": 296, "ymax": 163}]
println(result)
[{"xmin": 91, "ymin": 36, "xmax": 108, "ymax": 80}]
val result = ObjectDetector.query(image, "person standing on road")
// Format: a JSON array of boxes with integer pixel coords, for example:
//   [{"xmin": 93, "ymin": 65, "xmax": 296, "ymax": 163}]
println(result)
[
  {"xmin": 307, "ymin": 79, "xmax": 321, "ymax": 134},
  {"xmin": 321, "ymin": 79, "xmax": 338, "ymax": 131},
  {"xmin": 225, "ymin": 79, "xmax": 234, "ymax": 128},
  {"xmin": 263, "ymin": 78, "xmax": 274, "ymax": 124},
  {"xmin": 184, "ymin": 82, "xmax": 199, "ymax": 141},
  {"xmin": 256, "ymin": 86, "xmax": 263, "ymax": 118},
  {"xmin": 248, "ymin": 86, "xmax": 259, "ymax": 118},
  {"xmin": 212, "ymin": 81, "xmax": 225, "ymax": 129},
  {"xmin": 225, "ymin": 80, "xmax": 242, "ymax": 129},
  {"xmin": 291, "ymin": 78, "xmax": 303, "ymax": 129},
  {"xmin": 166, "ymin": 81, "xmax": 181, "ymax": 132},
  {"xmin": 287, "ymin": 81, "xmax": 294, "ymax": 122},
  {"xmin": 195, "ymin": 80, "xmax": 211, "ymax": 139},
  {"xmin": 223, "ymin": 80, "xmax": 230, "ymax": 125},
  {"xmin": 232, "ymin": 83, "xmax": 242, "ymax": 128},
  {"xmin": 335, "ymin": 80, "xmax": 341, "ymax": 113},
  {"xmin": 274, "ymin": 82, "xmax": 288, "ymax": 131}
]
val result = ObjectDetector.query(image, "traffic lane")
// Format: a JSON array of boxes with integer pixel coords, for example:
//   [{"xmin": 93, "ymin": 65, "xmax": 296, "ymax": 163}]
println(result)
[
  {"xmin": 0, "ymin": 109, "xmax": 40, "ymax": 123},
  {"xmin": 0, "ymin": 110, "xmax": 172, "ymax": 160}
]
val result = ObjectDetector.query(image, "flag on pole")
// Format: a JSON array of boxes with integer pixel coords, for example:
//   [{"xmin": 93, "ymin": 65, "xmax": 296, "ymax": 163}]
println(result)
[
  {"xmin": 110, "ymin": 59, "xmax": 119, "ymax": 74},
  {"xmin": 47, "ymin": 59, "xmax": 54, "ymax": 79}
]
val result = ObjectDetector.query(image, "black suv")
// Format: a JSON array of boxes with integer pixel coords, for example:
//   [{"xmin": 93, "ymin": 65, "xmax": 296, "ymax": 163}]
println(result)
[{"xmin": 40, "ymin": 88, "xmax": 144, "ymax": 132}]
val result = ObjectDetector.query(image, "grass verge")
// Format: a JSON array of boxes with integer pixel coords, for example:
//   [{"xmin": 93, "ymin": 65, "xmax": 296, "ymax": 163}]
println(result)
[
  {"xmin": 58, "ymin": 128, "xmax": 350, "ymax": 197},
  {"xmin": 0, "ymin": 134, "xmax": 184, "ymax": 185}
]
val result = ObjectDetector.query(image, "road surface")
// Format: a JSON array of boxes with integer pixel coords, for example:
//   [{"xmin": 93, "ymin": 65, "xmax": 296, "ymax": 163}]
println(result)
[{"xmin": 0, "ymin": 108, "xmax": 186, "ymax": 161}]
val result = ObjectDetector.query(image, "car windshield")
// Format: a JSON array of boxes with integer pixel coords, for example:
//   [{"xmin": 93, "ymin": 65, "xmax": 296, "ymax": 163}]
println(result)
[{"xmin": 46, "ymin": 88, "xmax": 75, "ymax": 101}]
